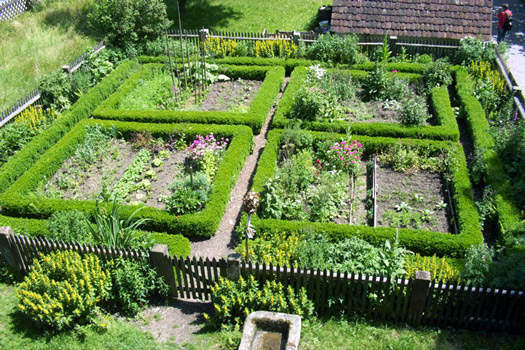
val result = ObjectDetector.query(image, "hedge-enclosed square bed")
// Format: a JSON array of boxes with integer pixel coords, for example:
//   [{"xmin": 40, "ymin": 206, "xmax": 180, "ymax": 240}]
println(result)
[
  {"xmin": 0, "ymin": 119, "xmax": 253, "ymax": 238},
  {"xmin": 249, "ymin": 129, "xmax": 482, "ymax": 257},
  {"xmin": 93, "ymin": 63, "xmax": 285, "ymax": 133}
]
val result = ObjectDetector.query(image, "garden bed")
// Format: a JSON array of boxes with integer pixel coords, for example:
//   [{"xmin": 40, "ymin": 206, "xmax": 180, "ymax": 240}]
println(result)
[
  {"xmin": 375, "ymin": 166, "xmax": 451, "ymax": 233},
  {"xmin": 93, "ymin": 63, "xmax": 285, "ymax": 133},
  {"xmin": 249, "ymin": 129, "xmax": 482, "ymax": 257},
  {"xmin": 0, "ymin": 119, "xmax": 253, "ymax": 238},
  {"xmin": 272, "ymin": 65, "xmax": 459, "ymax": 140}
]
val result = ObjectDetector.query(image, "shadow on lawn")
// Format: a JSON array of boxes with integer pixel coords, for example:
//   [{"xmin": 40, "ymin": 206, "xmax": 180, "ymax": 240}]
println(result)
[
  {"xmin": 166, "ymin": 0, "xmax": 241, "ymax": 31},
  {"xmin": 8, "ymin": 308, "xmax": 56, "ymax": 343},
  {"xmin": 42, "ymin": 3, "xmax": 96, "ymax": 39}
]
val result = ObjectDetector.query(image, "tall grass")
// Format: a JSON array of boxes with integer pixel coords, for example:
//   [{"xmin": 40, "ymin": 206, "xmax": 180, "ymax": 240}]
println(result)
[{"xmin": 0, "ymin": 0, "xmax": 96, "ymax": 112}]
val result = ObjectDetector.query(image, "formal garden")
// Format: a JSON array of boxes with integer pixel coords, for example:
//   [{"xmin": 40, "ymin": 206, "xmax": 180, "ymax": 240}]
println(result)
[{"xmin": 1, "ymin": 0, "xmax": 525, "ymax": 349}]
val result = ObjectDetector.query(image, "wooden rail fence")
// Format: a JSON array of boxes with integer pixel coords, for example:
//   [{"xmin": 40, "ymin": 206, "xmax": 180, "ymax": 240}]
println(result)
[{"xmin": 1, "ymin": 227, "xmax": 524, "ymax": 332}]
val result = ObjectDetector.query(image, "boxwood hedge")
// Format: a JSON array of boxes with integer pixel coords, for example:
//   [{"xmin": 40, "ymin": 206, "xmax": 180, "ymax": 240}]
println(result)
[
  {"xmin": 0, "ymin": 214, "xmax": 190, "ymax": 257},
  {"xmin": 137, "ymin": 56, "xmax": 429, "ymax": 75},
  {"xmin": 455, "ymin": 69, "xmax": 523, "ymax": 241},
  {"xmin": 0, "ymin": 61, "xmax": 140, "ymax": 194},
  {"xmin": 93, "ymin": 63, "xmax": 284, "ymax": 133},
  {"xmin": 0, "ymin": 119, "xmax": 253, "ymax": 239},
  {"xmin": 272, "ymin": 66, "xmax": 459, "ymax": 141},
  {"xmin": 250, "ymin": 129, "xmax": 482, "ymax": 258}
]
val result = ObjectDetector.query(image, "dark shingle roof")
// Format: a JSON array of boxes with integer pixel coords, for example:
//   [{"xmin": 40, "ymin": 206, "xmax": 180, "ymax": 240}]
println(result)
[{"xmin": 331, "ymin": 0, "xmax": 493, "ymax": 40}]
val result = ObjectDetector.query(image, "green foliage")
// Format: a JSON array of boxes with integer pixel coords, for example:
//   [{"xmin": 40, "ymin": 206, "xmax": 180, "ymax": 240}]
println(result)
[
  {"xmin": 47, "ymin": 210, "xmax": 93, "ymax": 243},
  {"xmin": 106, "ymin": 258, "xmax": 167, "ymax": 317},
  {"xmin": 88, "ymin": 0, "xmax": 170, "ymax": 50},
  {"xmin": 295, "ymin": 233, "xmax": 409, "ymax": 278},
  {"xmin": 461, "ymin": 244, "xmax": 494, "ymax": 287},
  {"xmin": 0, "ymin": 61, "xmax": 140, "ymax": 195},
  {"xmin": 166, "ymin": 172, "xmax": 211, "ymax": 215},
  {"xmin": 0, "ymin": 120, "xmax": 253, "ymax": 239},
  {"xmin": 151, "ymin": 232, "xmax": 191, "ymax": 257},
  {"xmin": 0, "ymin": 253, "xmax": 18, "ymax": 284},
  {"xmin": 377, "ymin": 143, "xmax": 444, "ymax": 173},
  {"xmin": 306, "ymin": 34, "xmax": 365, "ymax": 64},
  {"xmin": 240, "ymin": 230, "xmax": 305, "ymax": 266},
  {"xmin": 422, "ymin": 59, "xmax": 452, "ymax": 91},
  {"xmin": 279, "ymin": 128, "xmax": 313, "ymax": 159},
  {"xmin": 111, "ymin": 149, "xmax": 152, "ymax": 201},
  {"xmin": 455, "ymin": 69, "xmax": 522, "ymax": 240},
  {"xmin": 399, "ymin": 95, "xmax": 429, "ymax": 126},
  {"xmin": 0, "ymin": 123, "xmax": 35, "ymax": 166},
  {"xmin": 17, "ymin": 251, "xmax": 111, "ymax": 331},
  {"xmin": 291, "ymin": 86, "xmax": 334, "ymax": 122},
  {"xmin": 205, "ymin": 276, "xmax": 314, "ymax": 326},
  {"xmin": 87, "ymin": 198, "xmax": 152, "ymax": 250},
  {"xmin": 94, "ymin": 64, "xmax": 285, "ymax": 133},
  {"xmin": 252, "ymin": 130, "xmax": 482, "ymax": 257},
  {"xmin": 39, "ymin": 71, "xmax": 73, "ymax": 111},
  {"xmin": 455, "ymin": 37, "xmax": 496, "ymax": 65},
  {"xmin": 405, "ymin": 254, "xmax": 461, "ymax": 283}
]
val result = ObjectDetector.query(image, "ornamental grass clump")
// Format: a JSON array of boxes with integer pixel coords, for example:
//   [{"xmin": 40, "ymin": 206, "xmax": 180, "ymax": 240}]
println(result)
[
  {"xmin": 17, "ymin": 251, "xmax": 111, "ymax": 331},
  {"xmin": 204, "ymin": 276, "xmax": 314, "ymax": 327}
]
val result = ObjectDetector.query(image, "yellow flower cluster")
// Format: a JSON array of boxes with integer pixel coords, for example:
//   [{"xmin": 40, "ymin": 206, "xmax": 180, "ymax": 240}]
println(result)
[
  {"xmin": 254, "ymin": 39, "xmax": 297, "ymax": 58},
  {"xmin": 469, "ymin": 61, "xmax": 506, "ymax": 95},
  {"xmin": 16, "ymin": 250, "xmax": 111, "ymax": 331},
  {"xmin": 204, "ymin": 38, "xmax": 238, "ymax": 57},
  {"xmin": 241, "ymin": 230, "xmax": 304, "ymax": 266},
  {"xmin": 15, "ymin": 106, "xmax": 59, "ymax": 132},
  {"xmin": 405, "ymin": 254, "xmax": 460, "ymax": 284}
]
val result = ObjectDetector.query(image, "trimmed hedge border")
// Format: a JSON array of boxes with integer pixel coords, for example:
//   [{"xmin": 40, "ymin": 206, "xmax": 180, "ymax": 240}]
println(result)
[
  {"xmin": 0, "ymin": 61, "xmax": 141, "ymax": 194},
  {"xmin": 137, "ymin": 56, "xmax": 429, "ymax": 75},
  {"xmin": 250, "ymin": 129, "xmax": 482, "ymax": 258},
  {"xmin": 93, "ymin": 63, "xmax": 285, "ymax": 133},
  {"xmin": 0, "ymin": 119, "xmax": 253, "ymax": 239},
  {"xmin": 455, "ymin": 69, "xmax": 523, "ymax": 241},
  {"xmin": 0, "ymin": 214, "xmax": 191, "ymax": 257},
  {"xmin": 272, "ymin": 66, "xmax": 459, "ymax": 141}
]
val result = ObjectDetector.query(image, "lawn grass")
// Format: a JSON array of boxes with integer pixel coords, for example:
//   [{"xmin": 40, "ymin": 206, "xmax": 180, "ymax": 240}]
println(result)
[
  {"xmin": 171, "ymin": 0, "xmax": 332, "ymax": 32},
  {"xmin": 0, "ymin": 283, "xmax": 181, "ymax": 350},
  {"xmin": 2, "ymin": 281, "xmax": 524, "ymax": 349},
  {"xmin": 0, "ymin": 0, "xmax": 96, "ymax": 112}
]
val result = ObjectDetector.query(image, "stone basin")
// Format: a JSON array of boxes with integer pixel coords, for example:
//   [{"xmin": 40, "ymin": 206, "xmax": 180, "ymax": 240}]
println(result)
[{"xmin": 238, "ymin": 311, "xmax": 301, "ymax": 350}]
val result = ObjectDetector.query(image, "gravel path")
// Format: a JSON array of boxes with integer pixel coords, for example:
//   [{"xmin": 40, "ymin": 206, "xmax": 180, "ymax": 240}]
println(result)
[{"xmin": 190, "ymin": 78, "xmax": 289, "ymax": 259}]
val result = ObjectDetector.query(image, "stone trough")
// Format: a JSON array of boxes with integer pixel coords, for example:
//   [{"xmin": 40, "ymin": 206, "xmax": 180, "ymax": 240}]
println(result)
[{"xmin": 238, "ymin": 311, "xmax": 301, "ymax": 350}]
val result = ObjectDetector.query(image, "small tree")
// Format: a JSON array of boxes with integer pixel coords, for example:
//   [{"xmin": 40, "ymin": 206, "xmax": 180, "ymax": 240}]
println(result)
[{"xmin": 88, "ymin": 0, "xmax": 171, "ymax": 50}]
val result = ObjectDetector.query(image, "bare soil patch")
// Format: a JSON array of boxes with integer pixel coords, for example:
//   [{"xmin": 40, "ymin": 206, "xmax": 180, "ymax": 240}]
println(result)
[
  {"xmin": 185, "ymin": 79, "xmax": 261, "ymax": 112},
  {"xmin": 375, "ymin": 166, "xmax": 451, "ymax": 233},
  {"xmin": 46, "ymin": 140, "xmax": 138, "ymax": 200}
]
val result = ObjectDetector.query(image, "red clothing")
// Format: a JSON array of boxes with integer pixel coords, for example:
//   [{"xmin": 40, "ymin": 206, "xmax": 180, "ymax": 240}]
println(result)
[{"xmin": 498, "ymin": 9, "xmax": 512, "ymax": 30}]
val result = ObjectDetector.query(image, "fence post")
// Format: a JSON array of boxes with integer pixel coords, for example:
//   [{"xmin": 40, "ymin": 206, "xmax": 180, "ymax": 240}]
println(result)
[
  {"xmin": 407, "ymin": 270, "xmax": 431, "ymax": 325},
  {"xmin": 149, "ymin": 244, "xmax": 177, "ymax": 299},
  {"xmin": 199, "ymin": 28, "xmax": 209, "ymax": 44},
  {"xmin": 389, "ymin": 35, "xmax": 398, "ymax": 56},
  {"xmin": 226, "ymin": 253, "xmax": 242, "ymax": 281},
  {"xmin": 293, "ymin": 31, "xmax": 301, "ymax": 46},
  {"xmin": 0, "ymin": 226, "xmax": 25, "ymax": 273}
]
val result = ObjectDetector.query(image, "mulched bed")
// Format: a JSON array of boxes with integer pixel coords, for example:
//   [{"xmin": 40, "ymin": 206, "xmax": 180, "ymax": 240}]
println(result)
[{"xmin": 375, "ymin": 165, "xmax": 451, "ymax": 233}]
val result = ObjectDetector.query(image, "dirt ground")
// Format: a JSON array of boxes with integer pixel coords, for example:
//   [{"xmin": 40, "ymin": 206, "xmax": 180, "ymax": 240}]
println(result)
[{"xmin": 375, "ymin": 165, "xmax": 451, "ymax": 233}]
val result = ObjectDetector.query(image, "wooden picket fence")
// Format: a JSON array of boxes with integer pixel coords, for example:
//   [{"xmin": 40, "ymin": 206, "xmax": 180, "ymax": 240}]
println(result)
[
  {"xmin": 2, "ymin": 227, "xmax": 524, "ymax": 332},
  {"xmin": 171, "ymin": 254, "xmax": 525, "ymax": 332}
]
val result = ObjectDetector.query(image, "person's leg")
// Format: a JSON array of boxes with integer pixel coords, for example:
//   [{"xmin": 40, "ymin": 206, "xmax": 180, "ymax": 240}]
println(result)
[{"xmin": 498, "ymin": 28, "xmax": 504, "ymax": 43}]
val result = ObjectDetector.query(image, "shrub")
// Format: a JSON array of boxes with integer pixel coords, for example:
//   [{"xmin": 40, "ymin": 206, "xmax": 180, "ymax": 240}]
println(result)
[
  {"xmin": 295, "ymin": 233, "xmax": 409, "ymax": 278},
  {"xmin": 306, "ymin": 33, "xmax": 365, "ymax": 64},
  {"xmin": 166, "ymin": 172, "xmax": 211, "ymax": 215},
  {"xmin": 88, "ymin": 0, "xmax": 170, "ymax": 50},
  {"xmin": 240, "ymin": 230, "xmax": 305, "ymax": 266},
  {"xmin": 280, "ymin": 128, "xmax": 314, "ymax": 159},
  {"xmin": 362, "ymin": 64, "xmax": 408, "ymax": 101},
  {"xmin": 39, "ymin": 71, "xmax": 73, "ymax": 110},
  {"xmin": 455, "ymin": 37, "xmax": 496, "ymax": 65},
  {"xmin": 204, "ymin": 276, "xmax": 314, "ymax": 326},
  {"xmin": 0, "ymin": 253, "xmax": 18, "ymax": 284},
  {"xmin": 400, "ymin": 95, "xmax": 429, "ymax": 126},
  {"xmin": 17, "ymin": 251, "xmax": 111, "ymax": 331},
  {"xmin": 0, "ymin": 123, "xmax": 35, "ymax": 165},
  {"xmin": 290, "ymin": 86, "xmax": 330, "ymax": 121},
  {"xmin": 254, "ymin": 40, "xmax": 297, "ymax": 58},
  {"xmin": 423, "ymin": 59, "xmax": 452, "ymax": 91},
  {"xmin": 47, "ymin": 210, "xmax": 93, "ymax": 243},
  {"xmin": 461, "ymin": 244, "xmax": 493, "ymax": 287},
  {"xmin": 405, "ymin": 254, "xmax": 461, "ymax": 283},
  {"xmin": 106, "ymin": 258, "xmax": 168, "ymax": 316}
]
